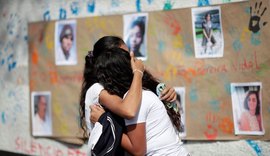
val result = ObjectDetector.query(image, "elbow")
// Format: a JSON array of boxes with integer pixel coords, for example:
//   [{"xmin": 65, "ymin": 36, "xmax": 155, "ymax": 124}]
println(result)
[
  {"xmin": 123, "ymin": 110, "xmax": 136, "ymax": 119},
  {"xmin": 123, "ymin": 112, "xmax": 136, "ymax": 120}
]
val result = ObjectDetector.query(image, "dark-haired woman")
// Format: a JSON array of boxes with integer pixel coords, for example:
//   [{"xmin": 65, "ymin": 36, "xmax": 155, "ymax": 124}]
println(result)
[
  {"xmin": 239, "ymin": 91, "xmax": 262, "ymax": 131},
  {"xmin": 91, "ymin": 48, "xmax": 189, "ymax": 156},
  {"xmin": 79, "ymin": 36, "xmax": 177, "ymax": 155}
]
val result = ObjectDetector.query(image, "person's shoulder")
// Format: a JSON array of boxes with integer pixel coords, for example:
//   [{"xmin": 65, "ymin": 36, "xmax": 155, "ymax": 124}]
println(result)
[
  {"xmin": 142, "ymin": 90, "xmax": 159, "ymax": 101},
  {"xmin": 240, "ymin": 111, "xmax": 249, "ymax": 119},
  {"xmin": 85, "ymin": 83, "xmax": 104, "ymax": 102}
]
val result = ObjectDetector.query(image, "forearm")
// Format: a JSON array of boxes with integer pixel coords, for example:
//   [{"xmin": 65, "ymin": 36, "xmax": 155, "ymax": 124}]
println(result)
[
  {"xmin": 121, "ymin": 72, "xmax": 143, "ymax": 119},
  {"xmin": 121, "ymin": 125, "xmax": 146, "ymax": 156}
]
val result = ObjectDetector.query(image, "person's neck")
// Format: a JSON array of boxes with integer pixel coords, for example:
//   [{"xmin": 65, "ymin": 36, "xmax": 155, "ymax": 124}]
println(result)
[{"xmin": 249, "ymin": 109, "xmax": 256, "ymax": 116}]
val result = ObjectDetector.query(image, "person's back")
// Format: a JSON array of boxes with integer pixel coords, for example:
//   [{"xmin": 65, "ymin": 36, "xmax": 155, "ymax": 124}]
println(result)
[{"xmin": 125, "ymin": 90, "xmax": 189, "ymax": 156}]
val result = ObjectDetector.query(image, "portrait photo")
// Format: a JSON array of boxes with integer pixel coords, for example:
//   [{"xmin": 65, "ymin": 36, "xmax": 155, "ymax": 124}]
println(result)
[
  {"xmin": 191, "ymin": 6, "xmax": 224, "ymax": 58},
  {"xmin": 55, "ymin": 20, "xmax": 77, "ymax": 65},
  {"xmin": 174, "ymin": 87, "xmax": 186, "ymax": 138},
  {"xmin": 123, "ymin": 13, "xmax": 148, "ymax": 61},
  {"xmin": 31, "ymin": 91, "xmax": 52, "ymax": 136},
  {"xmin": 231, "ymin": 82, "xmax": 264, "ymax": 135}
]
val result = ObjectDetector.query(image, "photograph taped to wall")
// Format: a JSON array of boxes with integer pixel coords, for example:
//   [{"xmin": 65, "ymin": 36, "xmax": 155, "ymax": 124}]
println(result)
[
  {"xmin": 31, "ymin": 91, "xmax": 52, "ymax": 136},
  {"xmin": 174, "ymin": 87, "xmax": 186, "ymax": 138},
  {"xmin": 55, "ymin": 20, "xmax": 77, "ymax": 65},
  {"xmin": 191, "ymin": 6, "xmax": 224, "ymax": 58},
  {"xmin": 123, "ymin": 13, "xmax": 148, "ymax": 61},
  {"xmin": 231, "ymin": 82, "xmax": 265, "ymax": 135}
]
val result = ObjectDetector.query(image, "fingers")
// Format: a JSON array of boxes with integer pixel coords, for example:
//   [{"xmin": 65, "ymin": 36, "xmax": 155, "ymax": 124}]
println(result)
[
  {"xmin": 90, "ymin": 104, "xmax": 105, "ymax": 113},
  {"xmin": 130, "ymin": 51, "xmax": 134, "ymax": 58},
  {"xmin": 130, "ymin": 53, "xmax": 145, "ymax": 72},
  {"xmin": 90, "ymin": 104, "xmax": 105, "ymax": 123},
  {"xmin": 160, "ymin": 87, "xmax": 177, "ymax": 102}
]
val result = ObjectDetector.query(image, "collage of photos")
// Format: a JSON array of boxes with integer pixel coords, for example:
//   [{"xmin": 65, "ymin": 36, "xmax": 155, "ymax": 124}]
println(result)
[
  {"xmin": 55, "ymin": 20, "xmax": 77, "ymax": 65},
  {"xmin": 191, "ymin": 6, "xmax": 224, "ymax": 58},
  {"xmin": 41, "ymin": 6, "xmax": 265, "ymax": 139},
  {"xmin": 123, "ymin": 13, "xmax": 148, "ymax": 61},
  {"xmin": 231, "ymin": 82, "xmax": 265, "ymax": 135},
  {"xmin": 31, "ymin": 91, "xmax": 52, "ymax": 136}
]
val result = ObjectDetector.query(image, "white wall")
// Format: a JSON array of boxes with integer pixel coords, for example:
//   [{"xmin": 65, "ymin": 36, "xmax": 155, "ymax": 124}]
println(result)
[{"xmin": 0, "ymin": 0, "xmax": 269, "ymax": 155}]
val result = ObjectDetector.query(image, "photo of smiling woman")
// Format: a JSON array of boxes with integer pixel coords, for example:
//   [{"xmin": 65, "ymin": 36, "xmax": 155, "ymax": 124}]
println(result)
[
  {"xmin": 231, "ymin": 82, "xmax": 265, "ymax": 135},
  {"xmin": 123, "ymin": 13, "xmax": 148, "ymax": 60}
]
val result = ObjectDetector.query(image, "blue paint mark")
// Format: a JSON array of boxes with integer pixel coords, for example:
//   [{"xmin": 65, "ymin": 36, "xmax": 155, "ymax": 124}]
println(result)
[
  {"xmin": 158, "ymin": 40, "xmax": 165, "ymax": 53},
  {"xmin": 163, "ymin": 0, "xmax": 173, "ymax": 11},
  {"xmin": 246, "ymin": 140, "xmax": 262, "ymax": 156},
  {"xmin": 6, "ymin": 14, "xmax": 17, "ymax": 35},
  {"xmin": 8, "ymin": 90, "xmax": 15, "ymax": 98},
  {"xmin": 59, "ymin": 8, "xmax": 67, "ymax": 20},
  {"xmin": 198, "ymin": 0, "xmax": 210, "ymax": 6},
  {"xmin": 7, "ymin": 54, "xmax": 17, "ymax": 72},
  {"xmin": 184, "ymin": 44, "xmax": 193, "ymax": 57},
  {"xmin": 24, "ymin": 35, "xmax": 28, "ymax": 41},
  {"xmin": 245, "ymin": 6, "xmax": 250, "ymax": 14},
  {"xmin": 70, "ymin": 1, "xmax": 80, "ymax": 15},
  {"xmin": 1, "ymin": 112, "xmax": 5, "ymax": 124},
  {"xmin": 251, "ymin": 32, "xmax": 261, "ymax": 46},
  {"xmin": 224, "ymin": 82, "xmax": 231, "ymax": 95},
  {"xmin": 232, "ymin": 39, "xmax": 242, "ymax": 52},
  {"xmin": 87, "ymin": 0, "xmax": 95, "ymax": 13},
  {"xmin": 43, "ymin": 10, "xmax": 50, "ymax": 21},
  {"xmin": 189, "ymin": 86, "xmax": 198, "ymax": 103},
  {"xmin": 136, "ymin": 0, "xmax": 141, "ymax": 12},
  {"xmin": 147, "ymin": 0, "xmax": 154, "ymax": 4},
  {"xmin": 111, "ymin": 0, "xmax": 119, "ymax": 7},
  {"xmin": 268, "ymin": 106, "xmax": 270, "ymax": 113},
  {"xmin": 209, "ymin": 100, "xmax": 220, "ymax": 111},
  {"xmin": 0, "ymin": 51, "xmax": 4, "ymax": 66}
]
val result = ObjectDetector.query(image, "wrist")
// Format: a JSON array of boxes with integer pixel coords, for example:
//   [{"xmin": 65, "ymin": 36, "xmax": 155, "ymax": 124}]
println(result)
[{"xmin": 133, "ymin": 69, "xmax": 144, "ymax": 77}]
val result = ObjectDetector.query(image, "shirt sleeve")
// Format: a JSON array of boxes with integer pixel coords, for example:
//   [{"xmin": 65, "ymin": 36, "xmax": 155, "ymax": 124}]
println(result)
[
  {"xmin": 124, "ymin": 91, "xmax": 148, "ymax": 126},
  {"xmin": 85, "ymin": 83, "xmax": 104, "ymax": 133}
]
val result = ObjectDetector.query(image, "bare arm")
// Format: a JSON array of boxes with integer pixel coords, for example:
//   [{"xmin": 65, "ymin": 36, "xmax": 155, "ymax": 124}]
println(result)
[
  {"xmin": 121, "ymin": 124, "xmax": 146, "ymax": 156},
  {"xmin": 90, "ymin": 105, "xmax": 147, "ymax": 155}
]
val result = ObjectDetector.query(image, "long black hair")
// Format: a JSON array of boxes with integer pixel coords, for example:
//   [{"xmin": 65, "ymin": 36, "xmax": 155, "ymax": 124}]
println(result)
[
  {"xmin": 79, "ymin": 36, "xmax": 159, "ymax": 138},
  {"xmin": 94, "ymin": 47, "xmax": 183, "ymax": 133}
]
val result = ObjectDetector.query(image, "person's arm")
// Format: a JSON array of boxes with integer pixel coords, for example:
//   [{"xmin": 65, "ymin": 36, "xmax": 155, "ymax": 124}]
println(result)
[
  {"xmin": 121, "ymin": 124, "xmax": 146, "ymax": 156},
  {"xmin": 98, "ymin": 52, "xmax": 144, "ymax": 119},
  {"xmin": 90, "ymin": 103, "xmax": 147, "ymax": 155}
]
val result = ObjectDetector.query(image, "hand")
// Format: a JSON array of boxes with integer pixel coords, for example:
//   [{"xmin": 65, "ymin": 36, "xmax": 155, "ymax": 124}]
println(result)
[
  {"xmin": 160, "ymin": 85, "xmax": 177, "ymax": 102},
  {"xmin": 90, "ymin": 104, "xmax": 105, "ymax": 124},
  {"xmin": 130, "ymin": 51, "xmax": 145, "ymax": 73}
]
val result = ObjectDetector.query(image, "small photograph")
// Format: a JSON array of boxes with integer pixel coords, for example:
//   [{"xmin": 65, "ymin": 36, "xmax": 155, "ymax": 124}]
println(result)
[
  {"xmin": 123, "ymin": 13, "xmax": 148, "ymax": 60},
  {"xmin": 191, "ymin": 6, "xmax": 224, "ymax": 58},
  {"xmin": 55, "ymin": 20, "xmax": 77, "ymax": 65},
  {"xmin": 174, "ymin": 87, "xmax": 186, "ymax": 138},
  {"xmin": 231, "ymin": 82, "xmax": 264, "ymax": 135},
  {"xmin": 31, "ymin": 91, "xmax": 52, "ymax": 136}
]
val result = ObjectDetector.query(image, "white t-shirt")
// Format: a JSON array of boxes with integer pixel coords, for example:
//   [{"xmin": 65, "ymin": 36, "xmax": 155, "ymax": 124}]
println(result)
[
  {"xmin": 85, "ymin": 83, "xmax": 104, "ymax": 134},
  {"xmin": 125, "ymin": 90, "xmax": 189, "ymax": 156},
  {"xmin": 85, "ymin": 83, "xmax": 189, "ymax": 156}
]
